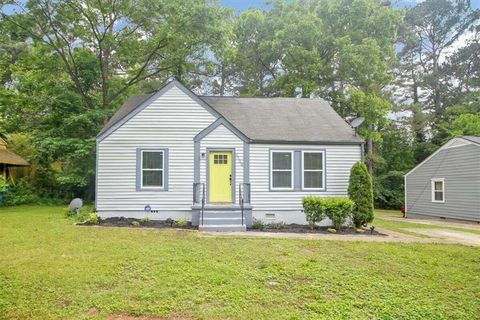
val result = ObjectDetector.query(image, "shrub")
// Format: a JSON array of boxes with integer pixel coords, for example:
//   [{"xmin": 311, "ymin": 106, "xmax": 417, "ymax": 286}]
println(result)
[
  {"xmin": 131, "ymin": 221, "xmax": 140, "ymax": 227},
  {"xmin": 322, "ymin": 198, "xmax": 355, "ymax": 230},
  {"xmin": 267, "ymin": 221, "xmax": 286, "ymax": 230},
  {"xmin": 252, "ymin": 218, "xmax": 263, "ymax": 230},
  {"xmin": 1, "ymin": 178, "xmax": 40, "ymax": 206},
  {"xmin": 87, "ymin": 213, "xmax": 99, "ymax": 225},
  {"xmin": 327, "ymin": 228, "xmax": 337, "ymax": 233},
  {"xmin": 141, "ymin": 216, "xmax": 150, "ymax": 225},
  {"xmin": 348, "ymin": 161, "xmax": 374, "ymax": 228},
  {"xmin": 303, "ymin": 196, "xmax": 326, "ymax": 229},
  {"xmin": 176, "ymin": 217, "xmax": 187, "ymax": 228}
]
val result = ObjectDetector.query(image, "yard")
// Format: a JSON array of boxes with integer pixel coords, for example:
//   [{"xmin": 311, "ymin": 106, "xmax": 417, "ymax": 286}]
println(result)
[{"xmin": 1, "ymin": 206, "xmax": 479, "ymax": 319}]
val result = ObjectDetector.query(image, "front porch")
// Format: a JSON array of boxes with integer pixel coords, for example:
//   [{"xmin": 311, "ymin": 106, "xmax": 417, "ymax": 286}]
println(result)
[{"xmin": 192, "ymin": 182, "xmax": 253, "ymax": 231}]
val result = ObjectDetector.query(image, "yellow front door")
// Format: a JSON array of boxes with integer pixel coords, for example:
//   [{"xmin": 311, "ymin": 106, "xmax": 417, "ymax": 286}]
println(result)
[{"xmin": 209, "ymin": 151, "xmax": 233, "ymax": 203}]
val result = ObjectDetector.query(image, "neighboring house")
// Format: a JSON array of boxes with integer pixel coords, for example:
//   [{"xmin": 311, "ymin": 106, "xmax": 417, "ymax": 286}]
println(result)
[
  {"xmin": 0, "ymin": 134, "xmax": 29, "ymax": 183},
  {"xmin": 405, "ymin": 136, "xmax": 480, "ymax": 222},
  {"xmin": 96, "ymin": 80, "xmax": 363, "ymax": 231}
]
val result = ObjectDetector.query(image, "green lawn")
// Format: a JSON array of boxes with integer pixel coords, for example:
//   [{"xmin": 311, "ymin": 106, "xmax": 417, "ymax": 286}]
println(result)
[{"xmin": 1, "ymin": 206, "xmax": 479, "ymax": 319}]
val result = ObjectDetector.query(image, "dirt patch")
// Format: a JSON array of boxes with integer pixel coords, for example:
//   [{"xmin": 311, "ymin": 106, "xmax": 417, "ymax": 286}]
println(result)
[
  {"xmin": 85, "ymin": 307, "xmax": 100, "ymax": 317},
  {"xmin": 107, "ymin": 313, "xmax": 194, "ymax": 320},
  {"xmin": 249, "ymin": 224, "xmax": 387, "ymax": 236},
  {"xmin": 404, "ymin": 228, "xmax": 480, "ymax": 246},
  {"xmin": 78, "ymin": 217, "xmax": 196, "ymax": 230}
]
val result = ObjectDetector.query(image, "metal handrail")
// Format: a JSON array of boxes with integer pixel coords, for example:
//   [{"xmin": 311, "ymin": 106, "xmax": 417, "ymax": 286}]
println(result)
[
  {"xmin": 239, "ymin": 184, "xmax": 244, "ymax": 226},
  {"xmin": 193, "ymin": 182, "xmax": 206, "ymax": 226},
  {"xmin": 239, "ymin": 183, "xmax": 251, "ymax": 226}
]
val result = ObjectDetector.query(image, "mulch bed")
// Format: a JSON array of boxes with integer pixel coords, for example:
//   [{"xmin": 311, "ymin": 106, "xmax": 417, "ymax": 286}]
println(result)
[
  {"xmin": 248, "ymin": 224, "xmax": 387, "ymax": 236},
  {"xmin": 77, "ymin": 217, "xmax": 195, "ymax": 230},
  {"xmin": 78, "ymin": 218, "xmax": 385, "ymax": 236}
]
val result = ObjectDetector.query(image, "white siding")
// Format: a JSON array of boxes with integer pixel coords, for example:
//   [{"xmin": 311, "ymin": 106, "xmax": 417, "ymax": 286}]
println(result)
[
  {"xmin": 199, "ymin": 124, "xmax": 244, "ymax": 203},
  {"xmin": 97, "ymin": 85, "xmax": 216, "ymax": 213},
  {"xmin": 250, "ymin": 143, "xmax": 362, "ymax": 211}
]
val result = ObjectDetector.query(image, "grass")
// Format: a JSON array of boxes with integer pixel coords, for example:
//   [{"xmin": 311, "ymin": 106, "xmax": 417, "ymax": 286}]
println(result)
[
  {"xmin": 374, "ymin": 209, "xmax": 480, "ymax": 237},
  {"xmin": 0, "ymin": 205, "xmax": 479, "ymax": 319}
]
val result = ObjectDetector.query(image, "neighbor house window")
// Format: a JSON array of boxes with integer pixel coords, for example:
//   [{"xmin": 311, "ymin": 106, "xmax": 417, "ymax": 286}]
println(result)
[
  {"xmin": 271, "ymin": 151, "xmax": 294, "ymax": 190},
  {"xmin": 302, "ymin": 151, "xmax": 325, "ymax": 190},
  {"xmin": 141, "ymin": 151, "xmax": 164, "ymax": 188},
  {"xmin": 431, "ymin": 178, "xmax": 444, "ymax": 203}
]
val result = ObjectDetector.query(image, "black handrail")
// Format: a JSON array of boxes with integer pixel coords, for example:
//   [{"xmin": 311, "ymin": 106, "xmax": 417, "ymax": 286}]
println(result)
[{"xmin": 201, "ymin": 183, "xmax": 205, "ymax": 226}]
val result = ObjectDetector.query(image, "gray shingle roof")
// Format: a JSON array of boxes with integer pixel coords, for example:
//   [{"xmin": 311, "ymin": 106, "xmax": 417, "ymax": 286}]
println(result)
[
  {"xmin": 99, "ymin": 91, "xmax": 363, "ymax": 144},
  {"xmin": 200, "ymin": 96, "xmax": 363, "ymax": 144}
]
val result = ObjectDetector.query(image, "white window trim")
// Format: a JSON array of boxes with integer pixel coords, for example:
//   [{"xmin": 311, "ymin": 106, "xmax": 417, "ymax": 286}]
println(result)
[
  {"xmin": 270, "ymin": 150, "xmax": 294, "ymax": 190},
  {"xmin": 431, "ymin": 178, "xmax": 445, "ymax": 203},
  {"xmin": 141, "ymin": 150, "xmax": 164, "ymax": 189},
  {"xmin": 301, "ymin": 150, "xmax": 326, "ymax": 191}
]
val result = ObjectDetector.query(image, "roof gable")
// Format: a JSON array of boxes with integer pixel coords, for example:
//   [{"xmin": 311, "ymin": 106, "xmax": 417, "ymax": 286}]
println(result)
[
  {"xmin": 97, "ymin": 80, "xmax": 222, "ymax": 142},
  {"xmin": 405, "ymin": 136, "xmax": 480, "ymax": 177}
]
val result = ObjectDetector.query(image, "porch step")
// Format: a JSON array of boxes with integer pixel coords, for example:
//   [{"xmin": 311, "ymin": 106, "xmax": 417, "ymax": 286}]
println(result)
[
  {"xmin": 199, "ymin": 224, "xmax": 247, "ymax": 232},
  {"xmin": 202, "ymin": 217, "xmax": 244, "ymax": 225}
]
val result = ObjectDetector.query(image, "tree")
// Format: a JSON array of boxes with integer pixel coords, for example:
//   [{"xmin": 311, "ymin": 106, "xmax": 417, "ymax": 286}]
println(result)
[
  {"xmin": 2, "ymin": 0, "xmax": 230, "ymax": 121},
  {"xmin": 348, "ymin": 161, "xmax": 374, "ymax": 228}
]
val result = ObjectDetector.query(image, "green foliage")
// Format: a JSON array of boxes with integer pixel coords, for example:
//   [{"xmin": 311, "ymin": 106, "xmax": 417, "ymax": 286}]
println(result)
[
  {"xmin": 141, "ymin": 216, "xmax": 150, "ymax": 225},
  {"xmin": 131, "ymin": 221, "xmax": 140, "ymax": 227},
  {"xmin": 1, "ymin": 178, "xmax": 40, "ymax": 206},
  {"xmin": 448, "ymin": 113, "xmax": 480, "ymax": 137},
  {"xmin": 303, "ymin": 196, "xmax": 326, "ymax": 228},
  {"xmin": 266, "ymin": 221, "xmax": 286, "ymax": 230},
  {"xmin": 348, "ymin": 162, "xmax": 374, "ymax": 228},
  {"xmin": 87, "ymin": 213, "xmax": 99, "ymax": 225},
  {"xmin": 327, "ymin": 228, "xmax": 337, "ymax": 233},
  {"xmin": 252, "ymin": 218, "xmax": 263, "ymax": 230},
  {"xmin": 322, "ymin": 198, "xmax": 355, "ymax": 230},
  {"xmin": 303, "ymin": 197, "xmax": 354, "ymax": 230},
  {"xmin": 373, "ymin": 171, "xmax": 405, "ymax": 209},
  {"xmin": 176, "ymin": 217, "xmax": 187, "ymax": 228}
]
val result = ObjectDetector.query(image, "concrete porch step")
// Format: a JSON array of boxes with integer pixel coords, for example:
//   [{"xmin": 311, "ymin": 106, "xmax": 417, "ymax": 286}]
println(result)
[
  {"xmin": 202, "ymin": 217, "xmax": 244, "ymax": 225},
  {"xmin": 199, "ymin": 224, "xmax": 247, "ymax": 232}
]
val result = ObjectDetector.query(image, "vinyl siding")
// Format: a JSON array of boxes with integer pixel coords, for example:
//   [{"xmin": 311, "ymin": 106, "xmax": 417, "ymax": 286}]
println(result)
[
  {"xmin": 96, "ymin": 85, "xmax": 217, "ymax": 212},
  {"xmin": 406, "ymin": 144, "xmax": 480, "ymax": 221},
  {"xmin": 249, "ymin": 143, "xmax": 362, "ymax": 211},
  {"xmin": 199, "ymin": 124, "xmax": 244, "ymax": 203}
]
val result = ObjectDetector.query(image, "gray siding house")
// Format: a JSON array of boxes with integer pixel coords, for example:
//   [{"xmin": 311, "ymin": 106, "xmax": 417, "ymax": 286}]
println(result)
[
  {"xmin": 405, "ymin": 136, "xmax": 480, "ymax": 222},
  {"xmin": 96, "ymin": 80, "xmax": 363, "ymax": 231}
]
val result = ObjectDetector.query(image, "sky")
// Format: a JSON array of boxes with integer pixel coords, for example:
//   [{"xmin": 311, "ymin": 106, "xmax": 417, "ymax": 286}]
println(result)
[{"xmin": 221, "ymin": 0, "xmax": 480, "ymax": 12}]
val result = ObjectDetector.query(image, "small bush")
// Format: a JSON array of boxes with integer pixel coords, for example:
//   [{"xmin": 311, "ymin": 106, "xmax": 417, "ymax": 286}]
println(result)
[
  {"xmin": 327, "ymin": 228, "xmax": 337, "ymax": 233},
  {"xmin": 1, "ymin": 178, "xmax": 40, "ymax": 206},
  {"xmin": 303, "ymin": 196, "xmax": 326, "ymax": 229},
  {"xmin": 323, "ymin": 198, "xmax": 355, "ymax": 230},
  {"xmin": 267, "ymin": 221, "xmax": 286, "ymax": 230},
  {"xmin": 141, "ymin": 216, "xmax": 150, "ymax": 225},
  {"xmin": 252, "ymin": 218, "xmax": 263, "ymax": 230},
  {"xmin": 176, "ymin": 217, "xmax": 187, "ymax": 228},
  {"xmin": 303, "ymin": 197, "xmax": 354, "ymax": 230},
  {"xmin": 131, "ymin": 221, "xmax": 140, "ymax": 227},
  {"xmin": 348, "ymin": 161, "xmax": 374, "ymax": 228},
  {"xmin": 87, "ymin": 213, "xmax": 99, "ymax": 225}
]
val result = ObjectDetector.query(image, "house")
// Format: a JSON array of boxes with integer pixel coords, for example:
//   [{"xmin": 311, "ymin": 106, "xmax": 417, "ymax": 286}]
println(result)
[
  {"xmin": 0, "ymin": 134, "xmax": 29, "ymax": 183},
  {"xmin": 405, "ymin": 136, "xmax": 480, "ymax": 222},
  {"xmin": 96, "ymin": 80, "xmax": 363, "ymax": 231}
]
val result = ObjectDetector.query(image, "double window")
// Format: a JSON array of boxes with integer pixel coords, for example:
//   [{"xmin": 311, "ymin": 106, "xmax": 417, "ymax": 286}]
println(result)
[
  {"xmin": 431, "ymin": 178, "xmax": 445, "ymax": 203},
  {"xmin": 270, "ymin": 150, "xmax": 325, "ymax": 190},
  {"xmin": 140, "ymin": 150, "xmax": 165, "ymax": 189}
]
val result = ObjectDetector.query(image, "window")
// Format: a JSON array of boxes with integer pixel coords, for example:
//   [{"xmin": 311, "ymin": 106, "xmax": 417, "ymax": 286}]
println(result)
[
  {"xmin": 141, "ymin": 151, "xmax": 164, "ymax": 188},
  {"xmin": 302, "ymin": 151, "xmax": 324, "ymax": 190},
  {"xmin": 431, "ymin": 178, "xmax": 444, "ymax": 203},
  {"xmin": 213, "ymin": 154, "xmax": 228, "ymax": 164},
  {"xmin": 271, "ymin": 151, "xmax": 293, "ymax": 190}
]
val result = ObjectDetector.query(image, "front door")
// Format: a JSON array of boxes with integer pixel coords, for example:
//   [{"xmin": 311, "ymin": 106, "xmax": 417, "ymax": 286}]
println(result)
[{"xmin": 209, "ymin": 151, "xmax": 233, "ymax": 203}]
